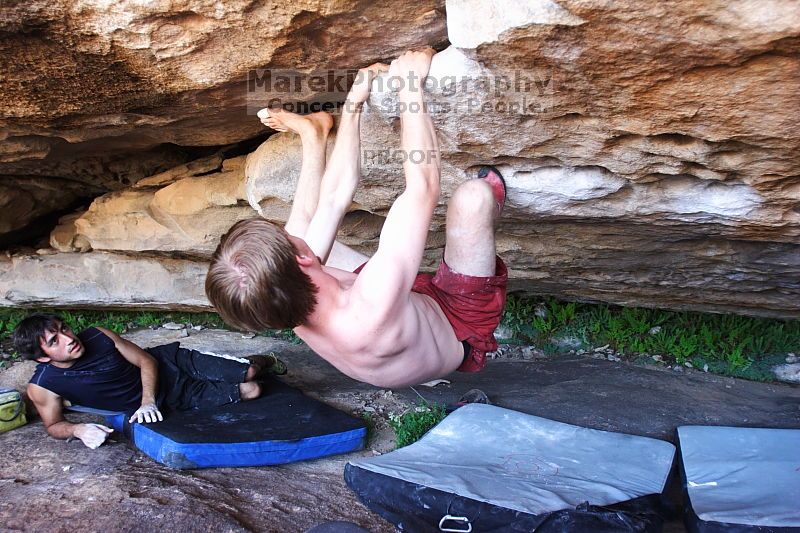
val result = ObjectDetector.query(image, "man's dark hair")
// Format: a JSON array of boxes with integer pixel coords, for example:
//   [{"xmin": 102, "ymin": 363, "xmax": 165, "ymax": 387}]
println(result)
[{"xmin": 12, "ymin": 313, "xmax": 65, "ymax": 360}]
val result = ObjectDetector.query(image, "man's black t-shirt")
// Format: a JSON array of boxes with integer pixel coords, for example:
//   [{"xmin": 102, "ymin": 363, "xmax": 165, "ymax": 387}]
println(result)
[{"xmin": 29, "ymin": 327, "xmax": 143, "ymax": 413}]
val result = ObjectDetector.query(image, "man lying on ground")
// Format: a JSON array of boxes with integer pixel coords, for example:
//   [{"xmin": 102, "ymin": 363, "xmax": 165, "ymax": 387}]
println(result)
[
  {"xmin": 14, "ymin": 313, "xmax": 281, "ymax": 449},
  {"xmin": 206, "ymin": 48, "xmax": 507, "ymax": 388}
]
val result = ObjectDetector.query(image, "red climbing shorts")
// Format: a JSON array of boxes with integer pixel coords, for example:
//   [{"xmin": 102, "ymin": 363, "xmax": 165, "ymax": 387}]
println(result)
[{"xmin": 355, "ymin": 256, "xmax": 508, "ymax": 372}]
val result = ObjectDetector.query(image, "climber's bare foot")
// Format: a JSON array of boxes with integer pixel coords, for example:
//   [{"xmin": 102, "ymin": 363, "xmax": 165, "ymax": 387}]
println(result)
[{"xmin": 257, "ymin": 108, "xmax": 333, "ymax": 139}]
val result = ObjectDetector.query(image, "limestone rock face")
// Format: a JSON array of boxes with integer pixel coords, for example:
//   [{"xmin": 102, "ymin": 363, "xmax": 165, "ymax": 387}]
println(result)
[
  {"xmin": 71, "ymin": 156, "xmax": 255, "ymax": 257},
  {"xmin": 0, "ymin": 0, "xmax": 446, "ymax": 148},
  {"xmin": 0, "ymin": 252, "xmax": 210, "ymax": 310},
  {"xmin": 238, "ymin": 0, "xmax": 800, "ymax": 318},
  {"xmin": 243, "ymin": 132, "xmax": 388, "ymax": 257},
  {"xmin": 245, "ymin": 133, "xmax": 308, "ymax": 220},
  {"xmin": 348, "ymin": 0, "xmax": 800, "ymax": 318},
  {"xmin": 0, "ymin": 0, "xmax": 447, "ymax": 236},
  {"xmin": 1, "ymin": 0, "xmax": 798, "ymax": 317},
  {"xmin": 0, "ymin": 177, "xmax": 89, "ymax": 240},
  {"xmin": 50, "ymin": 211, "xmax": 91, "ymax": 253}
]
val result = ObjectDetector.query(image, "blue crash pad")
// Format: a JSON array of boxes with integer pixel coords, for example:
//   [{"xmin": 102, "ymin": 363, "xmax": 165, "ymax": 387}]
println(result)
[{"xmin": 107, "ymin": 377, "xmax": 366, "ymax": 469}]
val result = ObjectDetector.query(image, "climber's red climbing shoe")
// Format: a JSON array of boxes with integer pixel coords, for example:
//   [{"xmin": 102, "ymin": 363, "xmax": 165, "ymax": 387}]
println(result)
[{"xmin": 477, "ymin": 165, "xmax": 506, "ymax": 215}]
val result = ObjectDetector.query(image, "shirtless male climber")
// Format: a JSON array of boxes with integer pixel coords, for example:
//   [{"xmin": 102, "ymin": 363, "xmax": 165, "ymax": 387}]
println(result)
[{"xmin": 206, "ymin": 48, "xmax": 507, "ymax": 388}]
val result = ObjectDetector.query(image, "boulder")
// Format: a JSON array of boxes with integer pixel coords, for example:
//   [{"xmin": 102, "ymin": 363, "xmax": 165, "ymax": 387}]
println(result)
[
  {"xmin": 50, "ymin": 211, "xmax": 91, "ymax": 253},
  {"xmin": 0, "ymin": 252, "xmax": 211, "ymax": 310},
  {"xmin": 773, "ymin": 363, "xmax": 800, "ymax": 384},
  {"xmin": 1, "ymin": 0, "xmax": 798, "ymax": 317},
  {"xmin": 72, "ymin": 157, "xmax": 255, "ymax": 256},
  {"xmin": 0, "ymin": 0, "xmax": 448, "ymax": 186},
  {"xmin": 239, "ymin": 10, "xmax": 800, "ymax": 317},
  {"xmin": 0, "ymin": 360, "xmax": 37, "ymax": 396},
  {"xmin": 343, "ymin": 0, "xmax": 800, "ymax": 317}
]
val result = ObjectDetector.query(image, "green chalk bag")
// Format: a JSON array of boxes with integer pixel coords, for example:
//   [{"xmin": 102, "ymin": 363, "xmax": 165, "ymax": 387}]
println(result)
[{"xmin": 0, "ymin": 387, "xmax": 26, "ymax": 433}]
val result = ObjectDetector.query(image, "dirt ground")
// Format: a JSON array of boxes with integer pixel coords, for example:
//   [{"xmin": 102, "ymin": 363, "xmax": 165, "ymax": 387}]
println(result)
[{"xmin": 1, "ymin": 327, "xmax": 798, "ymax": 532}]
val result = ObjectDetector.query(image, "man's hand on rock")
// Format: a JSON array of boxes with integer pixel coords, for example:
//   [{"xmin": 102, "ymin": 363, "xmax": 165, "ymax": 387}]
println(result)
[
  {"xmin": 346, "ymin": 63, "xmax": 389, "ymax": 106},
  {"xmin": 129, "ymin": 402, "xmax": 163, "ymax": 424},
  {"xmin": 74, "ymin": 423, "xmax": 113, "ymax": 450},
  {"xmin": 389, "ymin": 48, "xmax": 436, "ymax": 95}
]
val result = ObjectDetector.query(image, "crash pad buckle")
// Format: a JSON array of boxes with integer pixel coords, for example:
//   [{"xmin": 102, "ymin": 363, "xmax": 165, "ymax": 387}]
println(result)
[{"xmin": 438, "ymin": 515, "xmax": 472, "ymax": 532}]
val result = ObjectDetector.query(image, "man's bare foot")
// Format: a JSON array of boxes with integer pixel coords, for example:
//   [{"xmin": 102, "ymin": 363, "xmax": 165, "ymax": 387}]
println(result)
[
  {"xmin": 239, "ymin": 381, "xmax": 262, "ymax": 401},
  {"xmin": 257, "ymin": 108, "xmax": 333, "ymax": 139}
]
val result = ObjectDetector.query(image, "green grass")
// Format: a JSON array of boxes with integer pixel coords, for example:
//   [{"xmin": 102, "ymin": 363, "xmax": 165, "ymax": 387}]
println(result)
[
  {"xmin": 388, "ymin": 402, "xmax": 447, "ymax": 448},
  {"xmin": 2, "ymin": 297, "xmax": 796, "ymax": 383},
  {"xmin": 360, "ymin": 412, "xmax": 376, "ymax": 447},
  {"xmin": 0, "ymin": 309, "xmax": 227, "ymax": 339},
  {"xmin": 500, "ymin": 294, "xmax": 800, "ymax": 381}
]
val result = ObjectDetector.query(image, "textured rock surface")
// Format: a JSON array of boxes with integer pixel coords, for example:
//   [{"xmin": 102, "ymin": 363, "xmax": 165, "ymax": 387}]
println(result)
[
  {"xmin": 0, "ymin": 176, "xmax": 91, "ymax": 245},
  {"xmin": 345, "ymin": 0, "xmax": 800, "ymax": 317},
  {"xmin": 0, "ymin": 252, "xmax": 210, "ymax": 310},
  {"xmin": 73, "ymin": 156, "xmax": 254, "ymax": 256},
  {"xmin": 245, "ymin": 133, "xmax": 401, "ymax": 262},
  {"xmin": 1, "ymin": 0, "xmax": 798, "ymax": 317},
  {"xmin": 773, "ymin": 363, "xmax": 800, "ymax": 384},
  {"xmin": 0, "ymin": 414, "xmax": 391, "ymax": 533},
  {"xmin": 244, "ymin": 39, "xmax": 800, "ymax": 315},
  {"xmin": 49, "ymin": 211, "xmax": 91, "ymax": 252},
  {"xmin": 0, "ymin": 360, "xmax": 37, "ymax": 399},
  {"xmin": 0, "ymin": 0, "xmax": 447, "ymax": 238}
]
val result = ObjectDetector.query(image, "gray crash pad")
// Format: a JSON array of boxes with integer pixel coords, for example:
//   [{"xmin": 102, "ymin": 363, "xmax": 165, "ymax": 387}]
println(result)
[{"xmin": 678, "ymin": 425, "xmax": 800, "ymax": 530}]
